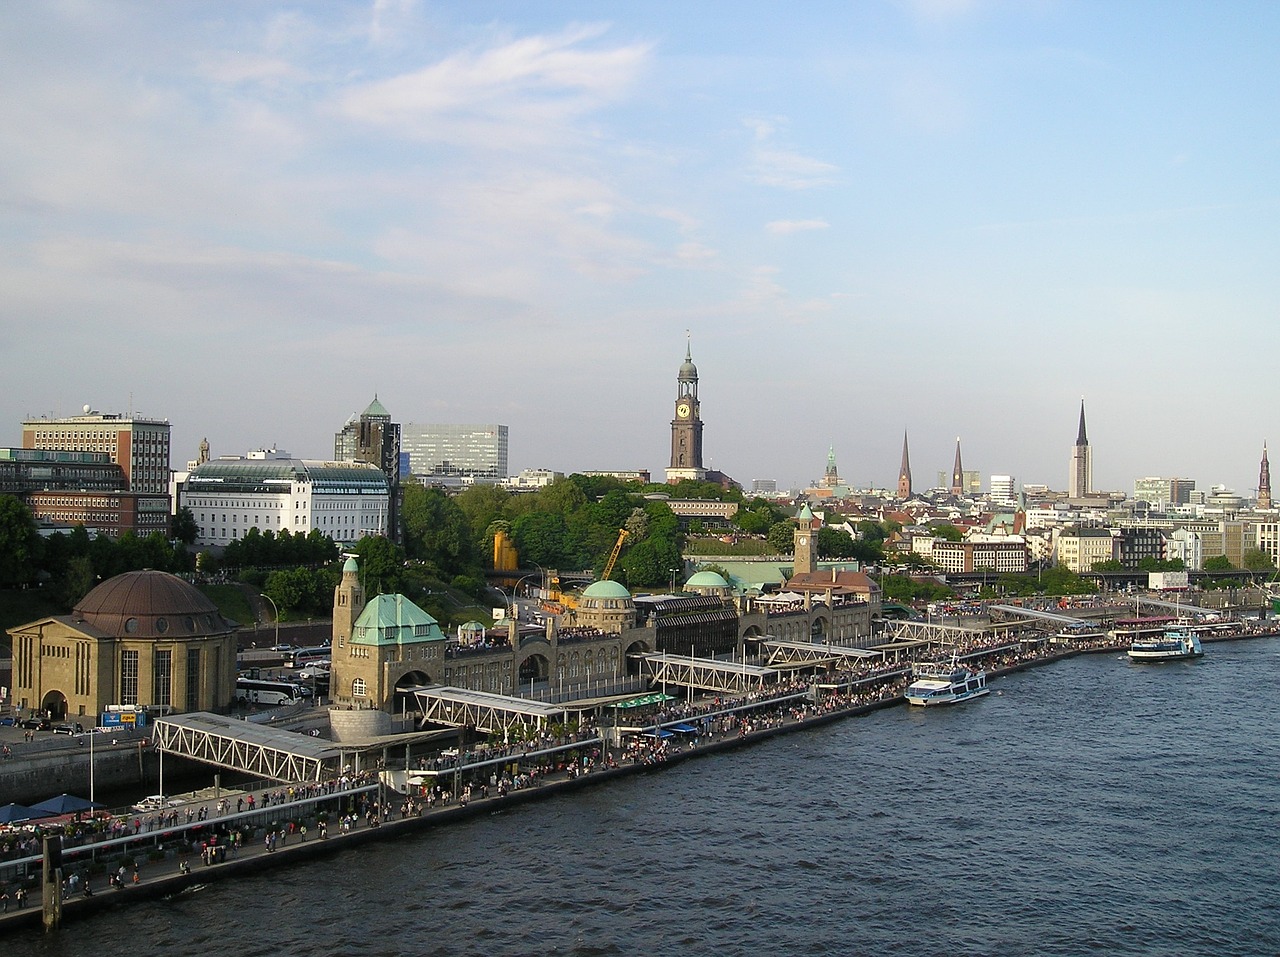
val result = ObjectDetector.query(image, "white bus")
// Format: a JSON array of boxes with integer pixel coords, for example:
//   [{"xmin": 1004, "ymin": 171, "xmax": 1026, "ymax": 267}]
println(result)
[
  {"xmin": 236, "ymin": 677, "xmax": 303, "ymax": 706},
  {"xmin": 287, "ymin": 646, "xmax": 332, "ymax": 669}
]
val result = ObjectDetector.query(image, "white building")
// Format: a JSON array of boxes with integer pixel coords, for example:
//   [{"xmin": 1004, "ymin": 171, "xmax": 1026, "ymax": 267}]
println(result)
[
  {"xmin": 989, "ymin": 474, "xmax": 1016, "ymax": 504},
  {"xmin": 180, "ymin": 449, "xmax": 390, "ymax": 547}
]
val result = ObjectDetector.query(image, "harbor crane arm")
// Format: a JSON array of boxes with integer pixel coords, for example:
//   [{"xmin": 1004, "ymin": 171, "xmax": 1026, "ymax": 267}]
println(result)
[{"xmin": 601, "ymin": 529, "xmax": 629, "ymax": 581}]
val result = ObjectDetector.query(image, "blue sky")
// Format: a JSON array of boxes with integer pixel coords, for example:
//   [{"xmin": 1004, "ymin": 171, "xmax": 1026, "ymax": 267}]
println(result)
[{"xmin": 2, "ymin": 1, "xmax": 1277, "ymax": 496}]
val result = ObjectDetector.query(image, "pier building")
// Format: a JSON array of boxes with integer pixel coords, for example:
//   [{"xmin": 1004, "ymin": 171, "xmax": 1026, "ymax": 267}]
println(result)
[{"xmin": 6, "ymin": 569, "xmax": 238, "ymax": 722}]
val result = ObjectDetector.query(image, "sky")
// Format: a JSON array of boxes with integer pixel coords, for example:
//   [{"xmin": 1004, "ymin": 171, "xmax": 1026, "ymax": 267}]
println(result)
[{"xmin": 3, "ymin": 1, "xmax": 1278, "ymax": 497}]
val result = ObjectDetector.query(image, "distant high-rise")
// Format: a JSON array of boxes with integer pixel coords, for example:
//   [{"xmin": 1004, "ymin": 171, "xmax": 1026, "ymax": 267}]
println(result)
[
  {"xmin": 335, "ymin": 396, "xmax": 401, "ymax": 539},
  {"xmin": 402, "ymin": 424, "xmax": 509, "ymax": 485},
  {"xmin": 990, "ymin": 474, "xmax": 1016, "ymax": 503},
  {"xmin": 1259, "ymin": 443, "xmax": 1272, "ymax": 510},
  {"xmin": 951, "ymin": 438, "xmax": 964, "ymax": 497},
  {"xmin": 1068, "ymin": 399, "xmax": 1092, "ymax": 498},
  {"xmin": 896, "ymin": 432, "xmax": 912, "ymax": 500}
]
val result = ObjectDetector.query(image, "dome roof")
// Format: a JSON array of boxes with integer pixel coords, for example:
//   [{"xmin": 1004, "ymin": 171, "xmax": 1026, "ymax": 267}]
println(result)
[
  {"xmin": 581, "ymin": 580, "xmax": 632, "ymax": 600},
  {"xmin": 686, "ymin": 570, "xmax": 729, "ymax": 589},
  {"xmin": 343, "ymin": 556, "xmax": 359, "ymax": 574},
  {"xmin": 73, "ymin": 570, "xmax": 231, "ymax": 639},
  {"xmin": 678, "ymin": 342, "xmax": 698, "ymax": 380}
]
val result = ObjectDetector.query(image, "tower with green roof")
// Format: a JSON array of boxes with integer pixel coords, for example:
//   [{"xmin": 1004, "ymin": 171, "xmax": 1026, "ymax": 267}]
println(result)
[{"xmin": 335, "ymin": 394, "xmax": 402, "ymax": 540}]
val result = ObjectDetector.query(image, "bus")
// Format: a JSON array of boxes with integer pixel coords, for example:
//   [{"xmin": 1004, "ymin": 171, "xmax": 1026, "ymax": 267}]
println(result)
[
  {"xmin": 236, "ymin": 677, "xmax": 304, "ymax": 706},
  {"xmin": 287, "ymin": 646, "xmax": 332, "ymax": 669}
]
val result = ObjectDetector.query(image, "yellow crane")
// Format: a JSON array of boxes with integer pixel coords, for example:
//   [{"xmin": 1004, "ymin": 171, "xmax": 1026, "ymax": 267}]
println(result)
[{"xmin": 600, "ymin": 528, "xmax": 629, "ymax": 582}]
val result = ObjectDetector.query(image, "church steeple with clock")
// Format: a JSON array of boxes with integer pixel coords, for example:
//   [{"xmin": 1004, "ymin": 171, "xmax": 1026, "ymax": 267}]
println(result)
[{"xmin": 666, "ymin": 340, "xmax": 707, "ymax": 483}]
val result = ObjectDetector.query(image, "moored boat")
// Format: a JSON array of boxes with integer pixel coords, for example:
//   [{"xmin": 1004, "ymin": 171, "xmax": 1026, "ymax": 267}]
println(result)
[
  {"xmin": 905, "ymin": 656, "xmax": 989, "ymax": 706},
  {"xmin": 1127, "ymin": 629, "xmax": 1203, "ymax": 662}
]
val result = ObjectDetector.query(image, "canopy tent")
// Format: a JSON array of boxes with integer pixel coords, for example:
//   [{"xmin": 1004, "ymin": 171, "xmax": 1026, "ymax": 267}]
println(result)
[
  {"xmin": 30, "ymin": 793, "xmax": 103, "ymax": 816},
  {"xmin": 0, "ymin": 803, "xmax": 51, "ymax": 825}
]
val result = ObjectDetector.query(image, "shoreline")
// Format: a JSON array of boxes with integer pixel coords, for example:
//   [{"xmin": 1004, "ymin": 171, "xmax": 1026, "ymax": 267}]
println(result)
[{"xmin": 2, "ymin": 632, "xmax": 1271, "ymax": 935}]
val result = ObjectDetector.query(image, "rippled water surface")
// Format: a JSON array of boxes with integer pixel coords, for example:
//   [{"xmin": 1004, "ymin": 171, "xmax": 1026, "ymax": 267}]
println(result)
[{"xmin": 15, "ymin": 641, "xmax": 1280, "ymax": 956}]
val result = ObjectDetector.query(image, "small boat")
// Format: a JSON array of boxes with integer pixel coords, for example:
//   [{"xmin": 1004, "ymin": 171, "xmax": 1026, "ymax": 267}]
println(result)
[
  {"xmin": 1127, "ymin": 629, "xmax": 1204, "ymax": 662},
  {"xmin": 905, "ymin": 656, "xmax": 989, "ymax": 706}
]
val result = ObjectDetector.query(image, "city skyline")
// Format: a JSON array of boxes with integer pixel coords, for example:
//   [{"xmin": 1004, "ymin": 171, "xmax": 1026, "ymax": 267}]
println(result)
[{"xmin": 3, "ymin": 3, "xmax": 1277, "ymax": 495}]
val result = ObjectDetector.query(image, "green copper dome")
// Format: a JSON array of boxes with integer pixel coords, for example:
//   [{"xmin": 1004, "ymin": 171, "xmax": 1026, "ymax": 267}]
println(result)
[
  {"xmin": 686, "ymin": 570, "xmax": 729, "ymax": 589},
  {"xmin": 582, "ymin": 580, "xmax": 632, "ymax": 600}
]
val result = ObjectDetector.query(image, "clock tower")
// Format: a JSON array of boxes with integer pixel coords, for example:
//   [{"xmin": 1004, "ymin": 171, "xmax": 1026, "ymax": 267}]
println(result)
[{"xmin": 666, "ymin": 341, "xmax": 707, "ymax": 483}]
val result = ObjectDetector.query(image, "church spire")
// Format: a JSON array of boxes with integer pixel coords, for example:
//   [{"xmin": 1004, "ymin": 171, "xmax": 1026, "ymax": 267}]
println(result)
[
  {"xmin": 1259, "ymin": 442, "xmax": 1272, "ymax": 510},
  {"xmin": 897, "ymin": 431, "xmax": 912, "ymax": 500},
  {"xmin": 1076, "ymin": 398, "xmax": 1089, "ymax": 446},
  {"xmin": 824, "ymin": 445, "xmax": 840, "ymax": 487},
  {"xmin": 951, "ymin": 437, "xmax": 964, "ymax": 497}
]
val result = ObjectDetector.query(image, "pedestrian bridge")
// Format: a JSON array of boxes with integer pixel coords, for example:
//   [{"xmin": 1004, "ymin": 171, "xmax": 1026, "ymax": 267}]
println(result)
[
  {"xmin": 411, "ymin": 686, "xmax": 569, "ymax": 737},
  {"xmin": 153, "ymin": 713, "xmax": 349, "ymax": 782},
  {"xmin": 631, "ymin": 652, "xmax": 777, "ymax": 695}
]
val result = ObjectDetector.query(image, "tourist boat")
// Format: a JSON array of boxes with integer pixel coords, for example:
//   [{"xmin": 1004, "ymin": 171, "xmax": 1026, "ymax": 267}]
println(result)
[
  {"xmin": 1127, "ymin": 629, "xmax": 1204, "ymax": 662},
  {"xmin": 905, "ymin": 656, "xmax": 989, "ymax": 706}
]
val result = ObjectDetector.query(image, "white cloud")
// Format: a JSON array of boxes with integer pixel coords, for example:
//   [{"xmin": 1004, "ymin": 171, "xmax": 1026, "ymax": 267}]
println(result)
[
  {"xmin": 766, "ymin": 219, "xmax": 830, "ymax": 234},
  {"xmin": 334, "ymin": 24, "xmax": 652, "ymax": 149}
]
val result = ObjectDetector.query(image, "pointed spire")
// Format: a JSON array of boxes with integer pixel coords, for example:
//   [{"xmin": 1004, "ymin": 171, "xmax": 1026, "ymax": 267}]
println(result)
[
  {"xmin": 951, "ymin": 437, "xmax": 964, "ymax": 496},
  {"xmin": 1259, "ymin": 440, "xmax": 1272, "ymax": 510},
  {"xmin": 1076, "ymin": 398, "xmax": 1088, "ymax": 446},
  {"xmin": 897, "ymin": 430, "xmax": 912, "ymax": 500}
]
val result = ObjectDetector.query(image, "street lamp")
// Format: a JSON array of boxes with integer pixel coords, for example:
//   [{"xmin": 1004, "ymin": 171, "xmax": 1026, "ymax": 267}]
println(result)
[{"xmin": 260, "ymin": 593, "xmax": 280, "ymax": 649}]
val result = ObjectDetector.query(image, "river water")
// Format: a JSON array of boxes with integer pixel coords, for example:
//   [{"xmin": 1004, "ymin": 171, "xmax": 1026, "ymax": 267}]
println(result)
[{"xmin": 13, "ymin": 640, "xmax": 1280, "ymax": 956}]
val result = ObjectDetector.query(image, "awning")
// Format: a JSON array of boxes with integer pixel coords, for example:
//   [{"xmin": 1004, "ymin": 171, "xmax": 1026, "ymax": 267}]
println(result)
[
  {"xmin": 640, "ymin": 729, "xmax": 674, "ymax": 739},
  {"xmin": 669, "ymin": 723, "xmax": 699, "ymax": 734},
  {"xmin": 610, "ymin": 693, "xmax": 676, "ymax": 709}
]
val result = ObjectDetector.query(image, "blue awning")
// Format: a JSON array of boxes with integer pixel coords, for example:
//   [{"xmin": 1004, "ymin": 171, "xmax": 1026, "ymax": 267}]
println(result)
[
  {"xmin": 669, "ymin": 723, "xmax": 698, "ymax": 733},
  {"xmin": 640, "ymin": 729, "xmax": 674, "ymax": 738}
]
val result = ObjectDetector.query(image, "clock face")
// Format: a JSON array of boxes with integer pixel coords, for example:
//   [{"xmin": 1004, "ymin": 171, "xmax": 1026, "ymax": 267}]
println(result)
[
  {"xmin": 799, "ymin": 536, "xmax": 807, "ymax": 546},
  {"xmin": 676, "ymin": 402, "xmax": 691, "ymax": 418}
]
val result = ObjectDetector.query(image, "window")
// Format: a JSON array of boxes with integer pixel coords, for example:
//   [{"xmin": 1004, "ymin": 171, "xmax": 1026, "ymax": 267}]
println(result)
[
  {"xmin": 120, "ymin": 650, "xmax": 139, "ymax": 705},
  {"xmin": 352, "ymin": 677, "xmax": 367, "ymax": 698},
  {"xmin": 186, "ymin": 648, "xmax": 201, "ymax": 709},
  {"xmin": 153, "ymin": 650, "xmax": 172, "ymax": 708}
]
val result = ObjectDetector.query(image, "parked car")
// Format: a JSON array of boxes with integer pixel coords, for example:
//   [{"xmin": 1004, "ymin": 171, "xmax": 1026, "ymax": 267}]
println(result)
[
  {"xmin": 52, "ymin": 723, "xmax": 86, "ymax": 735},
  {"xmin": 19, "ymin": 717, "xmax": 50, "ymax": 731}
]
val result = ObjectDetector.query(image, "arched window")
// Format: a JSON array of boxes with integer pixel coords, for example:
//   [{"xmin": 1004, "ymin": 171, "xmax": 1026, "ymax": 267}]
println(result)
[{"xmin": 352, "ymin": 677, "xmax": 367, "ymax": 698}]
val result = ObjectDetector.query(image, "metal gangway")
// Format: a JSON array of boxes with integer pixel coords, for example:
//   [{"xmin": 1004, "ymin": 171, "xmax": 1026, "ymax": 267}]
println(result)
[
  {"xmin": 154, "ymin": 712, "xmax": 349, "ymax": 782},
  {"xmin": 760, "ymin": 638, "xmax": 881, "ymax": 670},
  {"xmin": 632, "ymin": 652, "xmax": 777, "ymax": 695},
  {"xmin": 411, "ymin": 686, "xmax": 568, "ymax": 737},
  {"xmin": 987, "ymin": 604, "xmax": 1096, "ymax": 627}
]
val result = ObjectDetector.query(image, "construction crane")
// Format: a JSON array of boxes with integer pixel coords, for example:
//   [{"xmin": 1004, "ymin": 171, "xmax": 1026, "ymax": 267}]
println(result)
[{"xmin": 600, "ymin": 529, "xmax": 629, "ymax": 582}]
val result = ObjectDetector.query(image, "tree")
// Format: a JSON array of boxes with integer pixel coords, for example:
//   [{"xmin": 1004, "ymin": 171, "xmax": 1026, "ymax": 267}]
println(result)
[
  {"xmin": 401, "ymin": 482, "xmax": 475, "ymax": 575},
  {"xmin": 817, "ymin": 526, "xmax": 859, "ymax": 559},
  {"xmin": 767, "ymin": 521, "xmax": 794, "ymax": 554},
  {"xmin": 930, "ymin": 523, "xmax": 964, "ymax": 543},
  {"xmin": 1241, "ymin": 548, "xmax": 1276, "ymax": 572},
  {"xmin": 0, "ymin": 496, "xmax": 41, "ymax": 587},
  {"xmin": 353, "ymin": 535, "xmax": 407, "ymax": 596},
  {"xmin": 1203, "ymin": 555, "xmax": 1234, "ymax": 571},
  {"xmin": 1091, "ymin": 560, "xmax": 1125, "ymax": 572},
  {"xmin": 172, "ymin": 506, "xmax": 198, "ymax": 545}
]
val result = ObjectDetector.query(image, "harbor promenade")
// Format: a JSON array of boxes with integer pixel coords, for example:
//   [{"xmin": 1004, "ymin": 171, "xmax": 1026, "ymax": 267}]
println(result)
[{"xmin": 6, "ymin": 628, "xmax": 1272, "ymax": 934}]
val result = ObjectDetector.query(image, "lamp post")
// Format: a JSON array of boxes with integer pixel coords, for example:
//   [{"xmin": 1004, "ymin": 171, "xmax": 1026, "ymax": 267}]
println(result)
[{"xmin": 260, "ymin": 593, "xmax": 280, "ymax": 649}]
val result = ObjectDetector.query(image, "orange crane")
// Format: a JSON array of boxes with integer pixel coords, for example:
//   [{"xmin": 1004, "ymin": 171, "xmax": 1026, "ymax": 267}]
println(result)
[{"xmin": 600, "ymin": 529, "xmax": 629, "ymax": 582}]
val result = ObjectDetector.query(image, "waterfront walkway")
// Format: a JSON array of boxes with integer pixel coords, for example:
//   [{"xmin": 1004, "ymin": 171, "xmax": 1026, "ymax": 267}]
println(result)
[{"xmin": 11, "ymin": 629, "xmax": 1257, "ymax": 934}]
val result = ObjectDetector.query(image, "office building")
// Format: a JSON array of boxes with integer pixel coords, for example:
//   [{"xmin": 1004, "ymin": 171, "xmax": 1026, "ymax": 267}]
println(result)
[
  {"xmin": 23, "ymin": 408, "xmax": 171, "ymax": 495},
  {"xmin": 180, "ymin": 448, "xmax": 389, "ymax": 547},
  {"xmin": 401, "ymin": 424, "xmax": 508, "ymax": 485}
]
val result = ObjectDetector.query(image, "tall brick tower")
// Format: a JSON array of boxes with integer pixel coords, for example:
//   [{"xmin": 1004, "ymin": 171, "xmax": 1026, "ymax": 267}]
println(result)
[
  {"xmin": 950, "ymin": 438, "xmax": 964, "ymax": 497},
  {"xmin": 1069, "ymin": 399, "xmax": 1092, "ymax": 498}
]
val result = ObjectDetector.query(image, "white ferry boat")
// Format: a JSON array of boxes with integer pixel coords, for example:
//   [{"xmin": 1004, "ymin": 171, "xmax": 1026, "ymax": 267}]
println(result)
[
  {"xmin": 1127, "ymin": 629, "xmax": 1204, "ymax": 662},
  {"xmin": 905, "ymin": 657, "xmax": 989, "ymax": 706}
]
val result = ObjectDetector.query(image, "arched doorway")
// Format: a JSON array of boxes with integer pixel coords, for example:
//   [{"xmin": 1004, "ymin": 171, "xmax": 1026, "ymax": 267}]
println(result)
[
  {"xmin": 393, "ymin": 670, "xmax": 432, "ymax": 716},
  {"xmin": 810, "ymin": 615, "xmax": 829, "ymax": 642},
  {"xmin": 40, "ymin": 690, "xmax": 68, "ymax": 721},
  {"xmin": 624, "ymin": 640, "xmax": 651, "ymax": 676},
  {"xmin": 518, "ymin": 653, "xmax": 550, "ymax": 695}
]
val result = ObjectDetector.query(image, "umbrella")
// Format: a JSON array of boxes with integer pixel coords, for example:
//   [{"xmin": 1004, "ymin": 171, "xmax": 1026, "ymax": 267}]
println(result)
[
  {"xmin": 29, "ymin": 793, "xmax": 103, "ymax": 815},
  {"xmin": 0, "ymin": 803, "xmax": 51, "ymax": 824}
]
